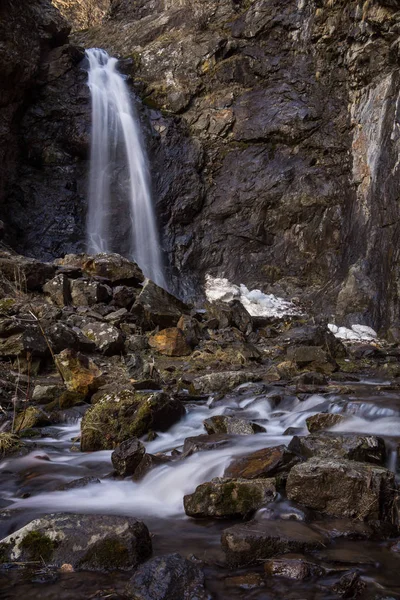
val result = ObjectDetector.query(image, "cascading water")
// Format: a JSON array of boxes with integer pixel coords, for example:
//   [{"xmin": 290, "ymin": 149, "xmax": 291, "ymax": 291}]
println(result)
[{"xmin": 86, "ymin": 48, "xmax": 166, "ymax": 288}]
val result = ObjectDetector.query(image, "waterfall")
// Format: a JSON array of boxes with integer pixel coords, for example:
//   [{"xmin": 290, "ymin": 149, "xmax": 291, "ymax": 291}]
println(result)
[{"xmin": 85, "ymin": 48, "xmax": 166, "ymax": 288}]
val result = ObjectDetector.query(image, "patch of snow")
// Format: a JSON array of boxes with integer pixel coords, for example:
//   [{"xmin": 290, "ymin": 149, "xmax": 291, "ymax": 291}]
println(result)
[
  {"xmin": 328, "ymin": 323, "xmax": 378, "ymax": 342},
  {"xmin": 205, "ymin": 275, "xmax": 300, "ymax": 318}
]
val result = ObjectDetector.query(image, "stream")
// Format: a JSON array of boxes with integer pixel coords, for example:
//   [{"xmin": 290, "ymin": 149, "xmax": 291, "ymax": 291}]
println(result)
[{"xmin": 1, "ymin": 379, "xmax": 400, "ymax": 599}]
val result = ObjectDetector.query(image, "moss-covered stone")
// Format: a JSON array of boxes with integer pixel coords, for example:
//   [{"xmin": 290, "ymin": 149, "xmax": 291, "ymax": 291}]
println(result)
[
  {"xmin": 0, "ymin": 298, "xmax": 16, "ymax": 314},
  {"xmin": 14, "ymin": 406, "xmax": 50, "ymax": 433},
  {"xmin": 81, "ymin": 392, "xmax": 184, "ymax": 451},
  {"xmin": 184, "ymin": 477, "xmax": 276, "ymax": 518},
  {"xmin": 20, "ymin": 531, "xmax": 55, "ymax": 562},
  {"xmin": 80, "ymin": 536, "xmax": 131, "ymax": 570},
  {"xmin": 0, "ymin": 432, "xmax": 21, "ymax": 457}
]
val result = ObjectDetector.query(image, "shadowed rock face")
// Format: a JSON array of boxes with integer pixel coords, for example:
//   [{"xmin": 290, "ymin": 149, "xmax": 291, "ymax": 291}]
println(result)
[{"xmin": 2, "ymin": 0, "xmax": 400, "ymax": 329}]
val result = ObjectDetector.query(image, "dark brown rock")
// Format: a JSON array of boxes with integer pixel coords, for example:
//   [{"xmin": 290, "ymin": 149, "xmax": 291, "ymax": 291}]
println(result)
[
  {"xmin": 286, "ymin": 458, "xmax": 396, "ymax": 523},
  {"xmin": 222, "ymin": 520, "xmax": 326, "ymax": 568},
  {"xmin": 111, "ymin": 438, "xmax": 146, "ymax": 477},
  {"xmin": 306, "ymin": 412, "xmax": 347, "ymax": 433},
  {"xmin": 288, "ymin": 434, "xmax": 386, "ymax": 465},
  {"xmin": 224, "ymin": 445, "xmax": 301, "ymax": 480}
]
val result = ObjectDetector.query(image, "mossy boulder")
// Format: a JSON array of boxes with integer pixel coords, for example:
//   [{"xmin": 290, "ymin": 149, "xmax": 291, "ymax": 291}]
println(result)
[
  {"xmin": 192, "ymin": 371, "xmax": 260, "ymax": 394},
  {"xmin": 14, "ymin": 406, "xmax": 51, "ymax": 433},
  {"xmin": 204, "ymin": 415, "xmax": 265, "ymax": 435},
  {"xmin": 184, "ymin": 477, "xmax": 276, "ymax": 518},
  {"xmin": 82, "ymin": 322, "xmax": 125, "ymax": 355},
  {"xmin": 0, "ymin": 433, "xmax": 22, "ymax": 457},
  {"xmin": 81, "ymin": 392, "xmax": 185, "ymax": 451},
  {"xmin": 0, "ymin": 514, "xmax": 152, "ymax": 571}
]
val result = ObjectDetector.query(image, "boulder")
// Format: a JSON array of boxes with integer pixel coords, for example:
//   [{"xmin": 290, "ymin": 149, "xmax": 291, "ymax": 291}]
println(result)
[
  {"xmin": 82, "ymin": 322, "xmax": 125, "ymax": 355},
  {"xmin": 0, "ymin": 252, "xmax": 55, "ymax": 292},
  {"xmin": 0, "ymin": 326, "xmax": 49, "ymax": 358},
  {"xmin": 176, "ymin": 315, "xmax": 201, "ymax": 348},
  {"xmin": 203, "ymin": 415, "xmax": 265, "ymax": 435},
  {"xmin": 182, "ymin": 433, "xmax": 235, "ymax": 457},
  {"xmin": 111, "ymin": 438, "xmax": 146, "ymax": 477},
  {"xmin": 70, "ymin": 278, "xmax": 112, "ymax": 306},
  {"xmin": 58, "ymin": 477, "xmax": 101, "ymax": 491},
  {"xmin": 47, "ymin": 322, "xmax": 93, "ymax": 354},
  {"xmin": 43, "ymin": 273, "xmax": 71, "ymax": 307},
  {"xmin": 278, "ymin": 325, "xmax": 346, "ymax": 359},
  {"xmin": 192, "ymin": 371, "xmax": 260, "ymax": 394},
  {"xmin": 132, "ymin": 280, "xmax": 189, "ymax": 329},
  {"xmin": 224, "ymin": 445, "xmax": 301, "ymax": 480},
  {"xmin": 286, "ymin": 346, "xmax": 337, "ymax": 374},
  {"xmin": 0, "ymin": 514, "xmax": 152, "ymax": 571},
  {"xmin": 205, "ymin": 300, "xmax": 252, "ymax": 334},
  {"xmin": 131, "ymin": 453, "xmax": 172, "ymax": 481},
  {"xmin": 288, "ymin": 434, "xmax": 386, "ymax": 465},
  {"xmin": 125, "ymin": 553, "xmax": 210, "ymax": 600},
  {"xmin": 264, "ymin": 554, "xmax": 324, "ymax": 579},
  {"xmin": 184, "ymin": 477, "xmax": 276, "ymax": 518},
  {"xmin": 222, "ymin": 520, "xmax": 326, "ymax": 567},
  {"xmin": 306, "ymin": 412, "xmax": 347, "ymax": 432},
  {"xmin": 112, "ymin": 285, "xmax": 138, "ymax": 308},
  {"xmin": 55, "ymin": 349, "xmax": 104, "ymax": 396},
  {"xmin": 14, "ymin": 406, "xmax": 51, "ymax": 432},
  {"xmin": 80, "ymin": 253, "xmax": 144, "ymax": 284},
  {"xmin": 149, "ymin": 327, "xmax": 192, "ymax": 357},
  {"xmin": 81, "ymin": 392, "xmax": 185, "ymax": 451},
  {"xmin": 32, "ymin": 383, "xmax": 65, "ymax": 403},
  {"xmin": 286, "ymin": 458, "xmax": 396, "ymax": 522}
]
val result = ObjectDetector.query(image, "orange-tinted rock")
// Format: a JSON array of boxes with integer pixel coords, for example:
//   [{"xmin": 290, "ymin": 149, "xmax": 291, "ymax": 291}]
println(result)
[
  {"xmin": 224, "ymin": 445, "xmax": 301, "ymax": 479},
  {"xmin": 148, "ymin": 327, "xmax": 192, "ymax": 357},
  {"xmin": 55, "ymin": 349, "xmax": 103, "ymax": 396}
]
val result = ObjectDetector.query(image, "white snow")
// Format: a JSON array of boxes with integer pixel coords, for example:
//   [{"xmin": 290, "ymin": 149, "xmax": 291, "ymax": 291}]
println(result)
[
  {"xmin": 328, "ymin": 323, "xmax": 378, "ymax": 341},
  {"xmin": 205, "ymin": 275, "xmax": 300, "ymax": 318}
]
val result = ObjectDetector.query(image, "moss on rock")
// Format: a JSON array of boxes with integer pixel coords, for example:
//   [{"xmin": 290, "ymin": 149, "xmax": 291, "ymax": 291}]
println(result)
[{"xmin": 20, "ymin": 531, "xmax": 56, "ymax": 562}]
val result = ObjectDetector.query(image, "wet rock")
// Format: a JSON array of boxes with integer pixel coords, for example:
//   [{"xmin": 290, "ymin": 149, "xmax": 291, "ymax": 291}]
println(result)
[
  {"xmin": 125, "ymin": 553, "xmax": 210, "ymax": 600},
  {"xmin": 55, "ymin": 349, "xmax": 104, "ymax": 396},
  {"xmin": 184, "ymin": 477, "xmax": 276, "ymax": 518},
  {"xmin": 224, "ymin": 445, "xmax": 301, "ymax": 480},
  {"xmin": 0, "ymin": 514, "xmax": 152, "ymax": 571},
  {"xmin": 264, "ymin": 554, "xmax": 324, "ymax": 580},
  {"xmin": 312, "ymin": 519, "xmax": 373, "ymax": 540},
  {"xmin": 43, "ymin": 274, "xmax": 71, "ymax": 307},
  {"xmin": 82, "ymin": 322, "xmax": 125, "ymax": 355},
  {"xmin": 306, "ymin": 412, "xmax": 347, "ymax": 432},
  {"xmin": 286, "ymin": 458, "xmax": 396, "ymax": 522},
  {"xmin": 294, "ymin": 371, "xmax": 329, "ymax": 386},
  {"xmin": 222, "ymin": 520, "xmax": 326, "ymax": 568},
  {"xmin": 332, "ymin": 570, "xmax": 366, "ymax": 598},
  {"xmin": 131, "ymin": 453, "xmax": 172, "ymax": 481},
  {"xmin": 192, "ymin": 371, "xmax": 260, "ymax": 394},
  {"xmin": 132, "ymin": 280, "xmax": 189, "ymax": 329},
  {"xmin": 111, "ymin": 438, "xmax": 146, "ymax": 477},
  {"xmin": 81, "ymin": 392, "xmax": 185, "ymax": 451},
  {"xmin": 70, "ymin": 279, "xmax": 112, "ymax": 307},
  {"xmin": 182, "ymin": 433, "xmax": 235, "ymax": 457},
  {"xmin": 58, "ymin": 477, "xmax": 101, "ymax": 491},
  {"xmin": 224, "ymin": 573, "xmax": 265, "ymax": 589},
  {"xmin": 203, "ymin": 415, "xmax": 265, "ymax": 435},
  {"xmin": 149, "ymin": 327, "xmax": 192, "ymax": 357},
  {"xmin": 288, "ymin": 434, "xmax": 386, "ymax": 465}
]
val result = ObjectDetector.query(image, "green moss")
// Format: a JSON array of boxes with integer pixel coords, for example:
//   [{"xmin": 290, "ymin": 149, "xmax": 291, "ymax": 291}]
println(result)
[
  {"xmin": 20, "ymin": 531, "xmax": 55, "ymax": 562},
  {"xmin": 0, "ymin": 542, "xmax": 10, "ymax": 563},
  {"xmin": 0, "ymin": 433, "xmax": 20, "ymax": 457},
  {"xmin": 80, "ymin": 537, "xmax": 130, "ymax": 570},
  {"xmin": 0, "ymin": 298, "xmax": 16, "ymax": 314}
]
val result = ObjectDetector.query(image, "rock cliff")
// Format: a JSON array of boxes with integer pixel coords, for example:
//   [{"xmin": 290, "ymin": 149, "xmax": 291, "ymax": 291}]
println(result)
[{"xmin": 2, "ymin": 0, "xmax": 400, "ymax": 331}]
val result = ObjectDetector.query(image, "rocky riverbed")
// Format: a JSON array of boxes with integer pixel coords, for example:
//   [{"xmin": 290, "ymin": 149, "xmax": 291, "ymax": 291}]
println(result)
[{"xmin": 0, "ymin": 250, "xmax": 400, "ymax": 599}]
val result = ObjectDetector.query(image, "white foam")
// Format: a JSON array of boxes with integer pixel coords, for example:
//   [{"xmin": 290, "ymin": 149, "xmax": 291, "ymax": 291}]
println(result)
[{"xmin": 205, "ymin": 275, "xmax": 300, "ymax": 318}]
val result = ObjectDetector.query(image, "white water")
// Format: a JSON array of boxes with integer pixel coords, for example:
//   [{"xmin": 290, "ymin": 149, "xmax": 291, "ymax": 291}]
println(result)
[
  {"xmin": 4, "ymin": 384, "xmax": 400, "ymax": 520},
  {"xmin": 86, "ymin": 48, "xmax": 166, "ymax": 288}
]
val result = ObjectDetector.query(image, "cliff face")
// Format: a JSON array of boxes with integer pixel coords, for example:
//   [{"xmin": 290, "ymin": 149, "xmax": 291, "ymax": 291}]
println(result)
[{"xmin": 2, "ymin": 0, "xmax": 400, "ymax": 331}]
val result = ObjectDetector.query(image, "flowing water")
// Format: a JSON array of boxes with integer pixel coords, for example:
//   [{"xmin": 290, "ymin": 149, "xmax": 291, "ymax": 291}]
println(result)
[
  {"xmin": 1, "ymin": 381, "xmax": 400, "ymax": 598},
  {"xmin": 86, "ymin": 48, "xmax": 166, "ymax": 288}
]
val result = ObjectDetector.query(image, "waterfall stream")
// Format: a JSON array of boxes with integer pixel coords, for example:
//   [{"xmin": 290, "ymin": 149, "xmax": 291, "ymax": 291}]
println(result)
[{"xmin": 86, "ymin": 48, "xmax": 166, "ymax": 288}]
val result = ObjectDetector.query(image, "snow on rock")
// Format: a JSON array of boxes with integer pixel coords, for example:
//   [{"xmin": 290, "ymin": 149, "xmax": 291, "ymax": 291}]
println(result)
[
  {"xmin": 328, "ymin": 323, "xmax": 378, "ymax": 341},
  {"xmin": 205, "ymin": 275, "xmax": 300, "ymax": 318}
]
